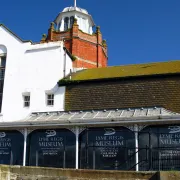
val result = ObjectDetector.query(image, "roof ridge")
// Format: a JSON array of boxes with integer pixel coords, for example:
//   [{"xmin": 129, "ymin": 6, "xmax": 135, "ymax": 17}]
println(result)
[
  {"xmin": 65, "ymin": 60, "xmax": 180, "ymax": 83},
  {"xmin": 84, "ymin": 60, "xmax": 180, "ymax": 71},
  {"xmin": 0, "ymin": 23, "xmax": 33, "ymax": 43}
]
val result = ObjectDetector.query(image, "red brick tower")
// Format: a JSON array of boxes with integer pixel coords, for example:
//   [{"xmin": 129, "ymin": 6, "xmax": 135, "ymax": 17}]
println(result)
[{"xmin": 44, "ymin": 6, "xmax": 108, "ymax": 69}]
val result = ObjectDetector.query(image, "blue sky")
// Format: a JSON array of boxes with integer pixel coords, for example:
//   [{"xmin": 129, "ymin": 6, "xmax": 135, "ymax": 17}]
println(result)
[{"xmin": 1, "ymin": 0, "xmax": 180, "ymax": 66}]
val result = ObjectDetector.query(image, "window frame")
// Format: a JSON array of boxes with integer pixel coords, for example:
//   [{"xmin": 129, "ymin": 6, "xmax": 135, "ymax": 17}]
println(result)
[
  {"xmin": 23, "ymin": 95, "xmax": 30, "ymax": 108},
  {"xmin": 64, "ymin": 17, "xmax": 69, "ymax": 31},
  {"xmin": 46, "ymin": 93, "xmax": 54, "ymax": 106}
]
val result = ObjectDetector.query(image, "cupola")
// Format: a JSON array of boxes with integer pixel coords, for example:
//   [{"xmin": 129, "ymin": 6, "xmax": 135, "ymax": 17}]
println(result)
[
  {"xmin": 45, "ymin": 0, "xmax": 108, "ymax": 69},
  {"xmin": 54, "ymin": 1, "xmax": 95, "ymax": 34}
]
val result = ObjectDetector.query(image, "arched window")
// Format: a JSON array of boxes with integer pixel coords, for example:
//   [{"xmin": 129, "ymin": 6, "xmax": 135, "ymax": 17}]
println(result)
[
  {"xmin": 0, "ymin": 130, "xmax": 24, "ymax": 165},
  {"xmin": 0, "ymin": 45, "xmax": 7, "ymax": 112},
  {"xmin": 70, "ymin": 16, "xmax": 74, "ymax": 28},
  {"xmin": 64, "ymin": 17, "xmax": 69, "ymax": 31},
  {"xmin": 27, "ymin": 129, "xmax": 76, "ymax": 168},
  {"xmin": 79, "ymin": 127, "xmax": 135, "ymax": 170},
  {"xmin": 139, "ymin": 125, "xmax": 180, "ymax": 171}
]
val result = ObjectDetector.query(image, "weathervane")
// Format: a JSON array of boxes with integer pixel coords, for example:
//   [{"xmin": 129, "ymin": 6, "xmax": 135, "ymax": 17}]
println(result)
[{"xmin": 74, "ymin": 0, "xmax": 77, "ymax": 8}]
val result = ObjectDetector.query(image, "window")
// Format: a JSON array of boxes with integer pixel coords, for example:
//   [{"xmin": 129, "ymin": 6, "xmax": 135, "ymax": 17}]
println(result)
[
  {"xmin": 70, "ymin": 16, "xmax": 74, "ymax": 28},
  {"xmin": 46, "ymin": 94, "xmax": 54, "ymax": 106},
  {"xmin": 27, "ymin": 129, "xmax": 76, "ymax": 168},
  {"xmin": 0, "ymin": 46, "xmax": 7, "ymax": 113},
  {"xmin": 0, "ymin": 54, "xmax": 6, "ymax": 80},
  {"xmin": 64, "ymin": 17, "xmax": 69, "ymax": 31},
  {"xmin": 23, "ymin": 95, "xmax": 30, "ymax": 107},
  {"xmin": 0, "ymin": 55, "xmax": 6, "ymax": 67}
]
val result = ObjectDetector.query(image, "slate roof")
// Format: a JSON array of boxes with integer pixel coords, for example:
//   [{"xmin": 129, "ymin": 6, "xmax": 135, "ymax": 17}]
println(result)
[{"xmin": 69, "ymin": 60, "xmax": 180, "ymax": 82}]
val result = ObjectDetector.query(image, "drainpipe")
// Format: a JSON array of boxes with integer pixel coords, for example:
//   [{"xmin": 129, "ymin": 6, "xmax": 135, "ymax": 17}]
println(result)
[{"xmin": 63, "ymin": 49, "xmax": 66, "ymax": 78}]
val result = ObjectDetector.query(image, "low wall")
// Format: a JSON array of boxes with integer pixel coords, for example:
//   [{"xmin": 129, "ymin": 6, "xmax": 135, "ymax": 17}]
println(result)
[
  {"xmin": 0, "ymin": 165, "xmax": 156, "ymax": 180},
  {"xmin": 159, "ymin": 171, "xmax": 180, "ymax": 180}
]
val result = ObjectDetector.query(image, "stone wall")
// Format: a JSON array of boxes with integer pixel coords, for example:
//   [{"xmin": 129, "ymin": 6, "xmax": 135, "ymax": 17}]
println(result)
[{"xmin": 0, "ymin": 165, "xmax": 156, "ymax": 180}]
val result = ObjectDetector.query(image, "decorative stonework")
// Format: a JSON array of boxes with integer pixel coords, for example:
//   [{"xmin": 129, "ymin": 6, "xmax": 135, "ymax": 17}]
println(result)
[
  {"xmin": 67, "ymin": 127, "xmax": 76, "ymax": 135},
  {"xmin": 66, "ymin": 126, "xmax": 86, "ymax": 135},
  {"xmin": 124, "ymin": 125, "xmax": 135, "ymax": 131},
  {"xmin": 27, "ymin": 129, "xmax": 37, "ymax": 135},
  {"xmin": 123, "ymin": 125, "xmax": 148, "ymax": 132},
  {"xmin": 17, "ymin": 129, "xmax": 25, "ymax": 136},
  {"xmin": 79, "ymin": 127, "xmax": 86, "ymax": 135},
  {"xmin": 138, "ymin": 125, "xmax": 148, "ymax": 132}
]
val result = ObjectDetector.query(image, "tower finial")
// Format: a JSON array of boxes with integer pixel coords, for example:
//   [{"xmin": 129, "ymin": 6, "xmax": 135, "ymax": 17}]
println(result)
[{"xmin": 74, "ymin": 0, "xmax": 77, "ymax": 8}]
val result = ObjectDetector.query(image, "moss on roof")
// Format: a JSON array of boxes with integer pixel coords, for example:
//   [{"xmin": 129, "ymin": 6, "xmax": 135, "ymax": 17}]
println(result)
[{"xmin": 71, "ymin": 60, "xmax": 180, "ymax": 81}]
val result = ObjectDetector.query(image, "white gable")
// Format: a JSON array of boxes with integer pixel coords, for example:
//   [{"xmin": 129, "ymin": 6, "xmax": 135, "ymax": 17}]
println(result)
[{"xmin": 0, "ymin": 25, "xmax": 73, "ymax": 122}]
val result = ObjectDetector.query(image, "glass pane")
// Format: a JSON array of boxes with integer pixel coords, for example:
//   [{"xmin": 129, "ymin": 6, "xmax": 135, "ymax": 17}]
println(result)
[
  {"xmin": 79, "ymin": 127, "xmax": 135, "ymax": 170},
  {"xmin": 0, "ymin": 130, "xmax": 24, "ymax": 165},
  {"xmin": 70, "ymin": 16, "xmax": 74, "ymax": 28},
  {"xmin": 27, "ymin": 129, "xmax": 76, "ymax": 168},
  {"xmin": 1, "ymin": 56, "xmax": 6, "ymax": 67},
  {"xmin": 64, "ymin": 17, "xmax": 69, "ymax": 31},
  {"xmin": 47, "ymin": 100, "xmax": 53, "ymax": 106},
  {"xmin": 0, "ymin": 81, "xmax": 3, "ymax": 93},
  {"xmin": 24, "ymin": 96, "xmax": 30, "ymax": 101},
  {"xmin": 0, "ymin": 94, "xmax": 2, "ymax": 112},
  {"xmin": 24, "ymin": 101, "xmax": 30, "ymax": 107},
  {"xmin": 139, "ymin": 125, "xmax": 180, "ymax": 171}
]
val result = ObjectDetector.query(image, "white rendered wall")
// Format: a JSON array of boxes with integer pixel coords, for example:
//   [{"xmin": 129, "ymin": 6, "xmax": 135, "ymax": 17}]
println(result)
[{"xmin": 0, "ymin": 26, "xmax": 72, "ymax": 122}]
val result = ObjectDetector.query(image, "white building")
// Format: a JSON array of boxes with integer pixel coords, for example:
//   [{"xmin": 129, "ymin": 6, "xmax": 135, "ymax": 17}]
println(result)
[
  {"xmin": 0, "ymin": 24, "xmax": 72, "ymax": 122},
  {"xmin": 0, "ymin": 1, "xmax": 180, "ymax": 172},
  {"xmin": 0, "ymin": 1, "xmax": 98, "ymax": 122}
]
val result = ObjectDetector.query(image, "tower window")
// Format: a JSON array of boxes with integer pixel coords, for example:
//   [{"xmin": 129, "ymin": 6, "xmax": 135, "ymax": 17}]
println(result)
[
  {"xmin": 46, "ymin": 94, "xmax": 54, "ymax": 106},
  {"xmin": 70, "ymin": 16, "xmax": 74, "ymax": 28},
  {"xmin": 64, "ymin": 17, "xmax": 69, "ymax": 31}
]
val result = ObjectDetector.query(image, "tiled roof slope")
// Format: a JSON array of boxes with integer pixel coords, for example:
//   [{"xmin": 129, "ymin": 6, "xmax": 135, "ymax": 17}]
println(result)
[
  {"xmin": 65, "ymin": 75, "xmax": 180, "ymax": 113},
  {"xmin": 71, "ymin": 60, "xmax": 180, "ymax": 81}
]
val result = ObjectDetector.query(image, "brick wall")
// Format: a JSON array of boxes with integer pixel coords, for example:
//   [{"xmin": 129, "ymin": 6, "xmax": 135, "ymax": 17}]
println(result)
[
  {"xmin": 46, "ymin": 23, "xmax": 107, "ymax": 69},
  {"xmin": 65, "ymin": 75, "xmax": 180, "ymax": 113}
]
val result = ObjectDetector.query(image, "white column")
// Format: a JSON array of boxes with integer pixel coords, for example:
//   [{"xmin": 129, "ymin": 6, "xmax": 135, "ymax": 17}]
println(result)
[
  {"xmin": 75, "ymin": 126, "xmax": 79, "ymax": 169},
  {"xmin": 134, "ymin": 124, "xmax": 139, "ymax": 171},
  {"xmin": 61, "ymin": 18, "xmax": 64, "ymax": 32},
  {"xmin": 23, "ymin": 128, "xmax": 28, "ymax": 166},
  {"xmin": 74, "ymin": 0, "xmax": 77, "ymax": 8}
]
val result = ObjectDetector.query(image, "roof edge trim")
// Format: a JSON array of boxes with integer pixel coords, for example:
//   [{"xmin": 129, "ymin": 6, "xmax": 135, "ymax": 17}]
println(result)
[{"xmin": 0, "ymin": 24, "xmax": 33, "ymax": 44}]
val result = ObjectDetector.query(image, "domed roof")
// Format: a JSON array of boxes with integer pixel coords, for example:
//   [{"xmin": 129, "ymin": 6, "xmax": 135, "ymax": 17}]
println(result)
[{"xmin": 62, "ymin": 6, "xmax": 88, "ymax": 15}]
